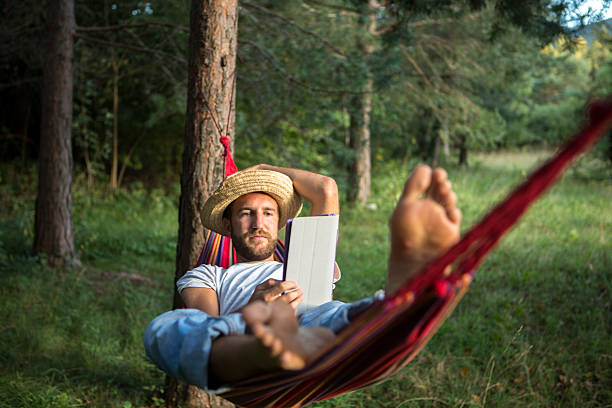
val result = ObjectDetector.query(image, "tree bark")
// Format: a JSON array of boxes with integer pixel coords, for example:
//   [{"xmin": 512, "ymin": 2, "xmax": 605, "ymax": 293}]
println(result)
[
  {"xmin": 346, "ymin": 0, "xmax": 376, "ymax": 205},
  {"xmin": 110, "ymin": 47, "xmax": 120, "ymax": 191},
  {"xmin": 165, "ymin": 1, "xmax": 238, "ymax": 407},
  {"xmin": 117, "ymin": 128, "xmax": 146, "ymax": 188},
  {"xmin": 34, "ymin": 0, "xmax": 79, "ymax": 267},
  {"xmin": 458, "ymin": 133, "xmax": 468, "ymax": 166},
  {"xmin": 105, "ymin": 0, "xmax": 121, "ymax": 192},
  {"xmin": 431, "ymin": 119, "xmax": 449, "ymax": 167},
  {"xmin": 347, "ymin": 76, "xmax": 372, "ymax": 204},
  {"xmin": 83, "ymin": 132, "xmax": 94, "ymax": 193},
  {"xmin": 431, "ymin": 133, "xmax": 440, "ymax": 168}
]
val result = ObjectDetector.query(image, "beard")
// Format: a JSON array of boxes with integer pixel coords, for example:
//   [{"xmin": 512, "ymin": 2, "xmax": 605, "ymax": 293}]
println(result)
[{"xmin": 231, "ymin": 229, "xmax": 277, "ymax": 261}]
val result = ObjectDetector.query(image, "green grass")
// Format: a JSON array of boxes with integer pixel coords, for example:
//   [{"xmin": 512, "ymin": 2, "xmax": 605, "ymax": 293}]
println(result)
[
  {"xmin": 0, "ymin": 169, "xmax": 175, "ymax": 407},
  {"xmin": 0, "ymin": 151, "xmax": 610, "ymax": 407}
]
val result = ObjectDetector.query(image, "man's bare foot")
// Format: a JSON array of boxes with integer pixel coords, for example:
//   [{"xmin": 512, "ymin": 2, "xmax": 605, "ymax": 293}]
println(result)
[
  {"xmin": 242, "ymin": 300, "xmax": 335, "ymax": 371},
  {"xmin": 385, "ymin": 165, "xmax": 462, "ymax": 296}
]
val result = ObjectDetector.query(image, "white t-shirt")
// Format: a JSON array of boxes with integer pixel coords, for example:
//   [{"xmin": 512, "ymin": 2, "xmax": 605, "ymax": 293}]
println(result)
[{"xmin": 177, "ymin": 261, "xmax": 283, "ymax": 315}]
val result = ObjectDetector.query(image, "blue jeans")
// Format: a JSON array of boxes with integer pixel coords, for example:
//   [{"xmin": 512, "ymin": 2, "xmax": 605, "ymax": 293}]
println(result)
[{"xmin": 143, "ymin": 298, "xmax": 373, "ymax": 392}]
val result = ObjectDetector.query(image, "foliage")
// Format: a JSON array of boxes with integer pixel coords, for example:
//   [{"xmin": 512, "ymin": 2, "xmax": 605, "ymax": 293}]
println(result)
[
  {"xmin": 71, "ymin": 0, "xmax": 188, "ymax": 187},
  {"xmin": 0, "ymin": 0, "xmax": 188, "ymax": 186},
  {"xmin": 499, "ymin": 27, "xmax": 612, "ymax": 154},
  {"xmin": 0, "ymin": 0, "xmax": 46, "ymax": 162},
  {"xmin": 234, "ymin": 1, "xmax": 611, "ymax": 175},
  {"xmin": 2, "ymin": 0, "xmax": 610, "ymax": 187},
  {"xmin": 235, "ymin": 2, "xmax": 358, "ymax": 177}
]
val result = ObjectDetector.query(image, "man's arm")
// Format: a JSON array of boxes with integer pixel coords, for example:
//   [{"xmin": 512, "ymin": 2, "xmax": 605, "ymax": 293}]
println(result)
[
  {"xmin": 248, "ymin": 164, "xmax": 342, "ymax": 281},
  {"xmin": 181, "ymin": 280, "xmax": 303, "ymax": 315},
  {"xmin": 246, "ymin": 164, "xmax": 339, "ymax": 216},
  {"xmin": 181, "ymin": 287, "xmax": 219, "ymax": 316}
]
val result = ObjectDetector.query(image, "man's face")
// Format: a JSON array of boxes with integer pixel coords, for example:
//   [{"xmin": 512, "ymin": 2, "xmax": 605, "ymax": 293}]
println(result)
[{"xmin": 224, "ymin": 192, "xmax": 279, "ymax": 262}]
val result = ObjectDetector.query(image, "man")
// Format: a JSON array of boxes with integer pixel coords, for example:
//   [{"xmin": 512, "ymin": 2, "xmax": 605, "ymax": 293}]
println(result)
[
  {"xmin": 144, "ymin": 163, "xmax": 461, "ymax": 391},
  {"xmin": 178, "ymin": 163, "xmax": 340, "ymax": 317}
]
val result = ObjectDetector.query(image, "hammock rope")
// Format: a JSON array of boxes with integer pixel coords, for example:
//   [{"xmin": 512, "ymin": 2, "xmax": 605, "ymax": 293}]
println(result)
[{"xmin": 201, "ymin": 67, "xmax": 239, "ymax": 179}]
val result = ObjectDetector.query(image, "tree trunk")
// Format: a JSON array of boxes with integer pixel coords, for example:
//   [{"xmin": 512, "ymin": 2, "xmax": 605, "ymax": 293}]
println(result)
[
  {"xmin": 165, "ymin": 1, "xmax": 238, "ymax": 407},
  {"xmin": 110, "ymin": 48, "xmax": 120, "ymax": 191},
  {"xmin": 22, "ymin": 101, "xmax": 31, "ymax": 164},
  {"xmin": 458, "ymin": 133, "xmax": 468, "ymax": 166},
  {"xmin": 83, "ymin": 132, "xmax": 94, "ymax": 193},
  {"xmin": 432, "ymin": 118, "xmax": 450, "ymax": 167},
  {"xmin": 347, "ymin": 76, "xmax": 372, "ymax": 204},
  {"xmin": 441, "ymin": 118, "xmax": 450, "ymax": 157},
  {"xmin": 431, "ymin": 133, "xmax": 440, "ymax": 168},
  {"xmin": 34, "ymin": 0, "xmax": 79, "ymax": 268},
  {"xmin": 347, "ymin": 0, "xmax": 377, "ymax": 205},
  {"xmin": 117, "ymin": 128, "xmax": 146, "ymax": 188}
]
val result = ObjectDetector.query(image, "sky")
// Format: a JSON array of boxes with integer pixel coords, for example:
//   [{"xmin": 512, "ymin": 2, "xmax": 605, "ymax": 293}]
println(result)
[{"xmin": 572, "ymin": 0, "xmax": 612, "ymax": 24}]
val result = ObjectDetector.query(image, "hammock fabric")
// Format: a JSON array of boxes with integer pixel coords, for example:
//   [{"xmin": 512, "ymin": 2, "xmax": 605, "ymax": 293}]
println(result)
[
  {"xmin": 198, "ymin": 101, "xmax": 611, "ymax": 408},
  {"xmin": 195, "ymin": 232, "xmax": 285, "ymax": 269}
]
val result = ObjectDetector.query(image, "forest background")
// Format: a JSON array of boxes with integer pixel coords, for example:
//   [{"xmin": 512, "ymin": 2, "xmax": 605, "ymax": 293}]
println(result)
[
  {"xmin": 1, "ymin": 0, "xmax": 611, "ymax": 407},
  {"xmin": 2, "ymin": 0, "xmax": 611, "ymax": 193}
]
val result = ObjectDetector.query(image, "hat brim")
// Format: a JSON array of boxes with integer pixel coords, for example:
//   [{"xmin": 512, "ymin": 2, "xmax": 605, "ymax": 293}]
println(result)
[{"xmin": 201, "ymin": 170, "xmax": 303, "ymax": 236}]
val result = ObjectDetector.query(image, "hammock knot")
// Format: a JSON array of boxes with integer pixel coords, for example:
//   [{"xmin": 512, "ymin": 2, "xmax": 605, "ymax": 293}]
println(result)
[
  {"xmin": 434, "ymin": 280, "xmax": 451, "ymax": 297},
  {"xmin": 220, "ymin": 136, "xmax": 231, "ymax": 153},
  {"xmin": 219, "ymin": 136, "xmax": 238, "ymax": 177},
  {"xmin": 462, "ymin": 273, "xmax": 473, "ymax": 286}
]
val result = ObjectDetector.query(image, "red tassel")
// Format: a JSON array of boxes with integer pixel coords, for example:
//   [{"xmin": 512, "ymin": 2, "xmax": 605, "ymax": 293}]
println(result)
[
  {"xmin": 220, "ymin": 136, "xmax": 238, "ymax": 177},
  {"xmin": 433, "ymin": 280, "xmax": 451, "ymax": 297}
]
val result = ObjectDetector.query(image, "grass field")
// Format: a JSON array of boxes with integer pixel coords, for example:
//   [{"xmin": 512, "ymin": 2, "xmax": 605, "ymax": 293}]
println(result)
[{"xmin": 0, "ymin": 150, "xmax": 610, "ymax": 407}]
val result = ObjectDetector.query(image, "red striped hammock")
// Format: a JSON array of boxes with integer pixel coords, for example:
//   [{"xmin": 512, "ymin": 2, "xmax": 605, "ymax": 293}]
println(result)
[{"xmin": 193, "ymin": 101, "xmax": 611, "ymax": 408}]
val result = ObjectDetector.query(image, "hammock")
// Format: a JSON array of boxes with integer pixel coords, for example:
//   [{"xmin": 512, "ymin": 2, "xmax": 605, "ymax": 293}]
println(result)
[
  {"xmin": 194, "ymin": 232, "xmax": 286, "ymax": 269},
  {"xmin": 196, "ymin": 101, "xmax": 611, "ymax": 408}
]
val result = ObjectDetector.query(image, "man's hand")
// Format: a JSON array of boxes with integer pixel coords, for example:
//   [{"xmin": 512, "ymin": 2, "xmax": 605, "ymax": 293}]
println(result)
[{"xmin": 248, "ymin": 279, "xmax": 303, "ymax": 311}]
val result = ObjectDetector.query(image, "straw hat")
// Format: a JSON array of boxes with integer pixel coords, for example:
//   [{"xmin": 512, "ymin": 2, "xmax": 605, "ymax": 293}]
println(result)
[{"xmin": 201, "ymin": 169, "xmax": 303, "ymax": 236}]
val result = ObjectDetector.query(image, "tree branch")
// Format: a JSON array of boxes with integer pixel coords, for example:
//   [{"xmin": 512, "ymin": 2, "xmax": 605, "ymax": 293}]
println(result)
[
  {"xmin": 411, "ymin": 18, "xmax": 453, "ymax": 28},
  {"xmin": 417, "ymin": 34, "xmax": 485, "ymax": 75},
  {"xmin": 403, "ymin": 50, "xmax": 433, "ymax": 88},
  {"xmin": 241, "ymin": 0, "xmax": 347, "ymax": 58},
  {"xmin": 117, "ymin": 126, "xmax": 146, "ymax": 188},
  {"xmin": 76, "ymin": 22, "xmax": 189, "ymax": 33},
  {"xmin": 0, "ymin": 77, "xmax": 40, "ymax": 90},
  {"xmin": 370, "ymin": 0, "xmax": 390, "ymax": 10},
  {"xmin": 74, "ymin": 33, "xmax": 187, "ymax": 65},
  {"xmin": 411, "ymin": 12, "xmax": 478, "ymax": 28},
  {"xmin": 239, "ymin": 39, "xmax": 362, "ymax": 95},
  {"xmin": 401, "ymin": 80, "xmax": 447, "ymax": 120},
  {"xmin": 303, "ymin": 0, "xmax": 360, "ymax": 15},
  {"xmin": 373, "ymin": 25, "xmax": 394, "ymax": 35},
  {"xmin": 124, "ymin": 28, "xmax": 184, "ymax": 86}
]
